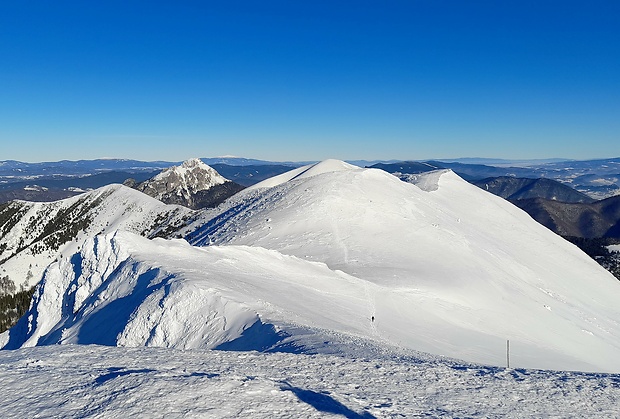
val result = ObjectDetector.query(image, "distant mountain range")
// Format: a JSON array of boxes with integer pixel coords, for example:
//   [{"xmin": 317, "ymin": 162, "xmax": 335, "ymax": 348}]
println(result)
[
  {"xmin": 438, "ymin": 157, "xmax": 572, "ymax": 165},
  {"xmin": 0, "ymin": 159, "xmax": 173, "ymax": 177},
  {"xmin": 369, "ymin": 159, "xmax": 620, "ymax": 199},
  {"xmin": 2, "ymin": 156, "xmax": 619, "ymax": 200},
  {"xmin": 0, "ymin": 170, "xmax": 161, "ymax": 204},
  {"xmin": 0, "ymin": 159, "xmax": 300, "ymax": 204}
]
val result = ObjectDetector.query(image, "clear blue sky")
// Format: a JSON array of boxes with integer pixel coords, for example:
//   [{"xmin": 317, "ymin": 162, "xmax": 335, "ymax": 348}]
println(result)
[{"xmin": 1, "ymin": 1, "xmax": 618, "ymax": 162}]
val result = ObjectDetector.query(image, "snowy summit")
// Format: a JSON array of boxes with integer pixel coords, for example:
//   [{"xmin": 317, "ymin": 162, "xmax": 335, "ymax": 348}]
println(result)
[
  {"xmin": 135, "ymin": 158, "xmax": 243, "ymax": 209},
  {"xmin": 138, "ymin": 158, "xmax": 228, "ymax": 199}
]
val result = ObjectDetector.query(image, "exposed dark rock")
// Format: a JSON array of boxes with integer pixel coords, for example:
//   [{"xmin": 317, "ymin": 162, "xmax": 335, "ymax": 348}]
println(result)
[{"xmin": 134, "ymin": 159, "xmax": 245, "ymax": 209}]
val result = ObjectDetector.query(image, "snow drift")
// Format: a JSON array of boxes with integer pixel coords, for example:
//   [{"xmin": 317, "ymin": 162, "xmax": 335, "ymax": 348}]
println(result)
[{"xmin": 2, "ymin": 230, "xmax": 380, "ymax": 353}]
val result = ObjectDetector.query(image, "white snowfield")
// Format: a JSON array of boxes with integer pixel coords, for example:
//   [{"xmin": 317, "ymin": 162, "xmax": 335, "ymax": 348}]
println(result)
[
  {"xmin": 4, "ymin": 161, "xmax": 620, "ymax": 376},
  {"xmin": 245, "ymin": 158, "xmax": 357, "ymax": 190},
  {"xmin": 186, "ymin": 160, "xmax": 620, "ymax": 372},
  {"xmin": 1, "ymin": 344, "xmax": 620, "ymax": 418}
]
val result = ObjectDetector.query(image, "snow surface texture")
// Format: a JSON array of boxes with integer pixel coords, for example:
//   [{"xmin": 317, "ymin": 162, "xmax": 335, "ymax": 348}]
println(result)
[
  {"xmin": 5, "ymin": 162, "xmax": 620, "ymax": 374},
  {"xmin": 1, "ymin": 345, "xmax": 620, "ymax": 418},
  {"xmin": 2, "ymin": 230, "xmax": 391, "ymax": 353}
]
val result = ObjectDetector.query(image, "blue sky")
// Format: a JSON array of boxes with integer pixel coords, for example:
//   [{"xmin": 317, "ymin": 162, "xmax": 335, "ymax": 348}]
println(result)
[{"xmin": 1, "ymin": 1, "xmax": 618, "ymax": 162}]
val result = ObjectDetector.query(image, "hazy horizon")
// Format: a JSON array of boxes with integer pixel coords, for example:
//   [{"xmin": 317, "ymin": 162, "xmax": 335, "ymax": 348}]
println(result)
[{"xmin": 3, "ymin": 155, "xmax": 618, "ymax": 166}]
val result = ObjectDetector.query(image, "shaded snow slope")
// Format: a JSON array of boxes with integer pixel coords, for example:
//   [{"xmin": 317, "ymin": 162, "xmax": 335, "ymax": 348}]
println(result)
[
  {"xmin": 0, "ymin": 185, "xmax": 194, "ymax": 291},
  {"xmin": 2, "ymin": 345, "xmax": 620, "ymax": 419},
  {"xmin": 184, "ymin": 164, "xmax": 620, "ymax": 372},
  {"xmin": 396, "ymin": 169, "xmax": 451, "ymax": 191}
]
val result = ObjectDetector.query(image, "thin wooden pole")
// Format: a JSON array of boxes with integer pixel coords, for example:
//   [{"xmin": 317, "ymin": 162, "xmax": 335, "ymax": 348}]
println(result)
[{"xmin": 507, "ymin": 339, "xmax": 510, "ymax": 368}]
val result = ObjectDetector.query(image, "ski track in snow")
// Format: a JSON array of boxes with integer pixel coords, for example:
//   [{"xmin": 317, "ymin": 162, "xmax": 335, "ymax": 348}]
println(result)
[{"xmin": 1, "ymin": 345, "xmax": 620, "ymax": 418}]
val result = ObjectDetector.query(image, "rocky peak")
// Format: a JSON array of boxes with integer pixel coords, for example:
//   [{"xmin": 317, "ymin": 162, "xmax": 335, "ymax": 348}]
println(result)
[
  {"xmin": 150, "ymin": 159, "xmax": 227, "ymax": 189},
  {"xmin": 135, "ymin": 159, "xmax": 244, "ymax": 209}
]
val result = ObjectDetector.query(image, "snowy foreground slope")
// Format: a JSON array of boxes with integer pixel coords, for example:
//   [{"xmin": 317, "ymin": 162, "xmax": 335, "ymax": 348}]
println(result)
[
  {"xmin": 4, "ymin": 161, "xmax": 620, "ymax": 375},
  {"xmin": 2, "ymin": 344, "xmax": 620, "ymax": 418}
]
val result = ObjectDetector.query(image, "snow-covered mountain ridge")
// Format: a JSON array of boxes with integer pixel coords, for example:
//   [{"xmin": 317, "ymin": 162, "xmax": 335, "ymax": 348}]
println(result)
[
  {"xmin": 2, "ymin": 232, "xmax": 260, "ymax": 350},
  {"xmin": 0, "ymin": 184, "xmax": 194, "ymax": 293},
  {"xmin": 141, "ymin": 158, "xmax": 227, "ymax": 192},
  {"xmin": 182, "ymin": 162, "xmax": 620, "ymax": 372},
  {"xmin": 5, "ymin": 161, "xmax": 620, "ymax": 373},
  {"xmin": 2, "ymin": 230, "xmax": 378, "ymax": 352}
]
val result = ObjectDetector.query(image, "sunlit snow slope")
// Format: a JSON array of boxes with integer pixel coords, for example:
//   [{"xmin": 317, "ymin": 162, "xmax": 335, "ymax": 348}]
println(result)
[
  {"xmin": 4, "ymin": 161, "xmax": 620, "ymax": 373},
  {"xmin": 3, "ymin": 345, "xmax": 620, "ymax": 418},
  {"xmin": 185, "ymin": 161, "xmax": 620, "ymax": 372}
]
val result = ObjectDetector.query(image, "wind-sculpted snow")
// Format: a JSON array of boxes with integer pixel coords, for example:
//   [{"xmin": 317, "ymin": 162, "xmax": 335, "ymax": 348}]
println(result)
[
  {"xmin": 3, "ymin": 232, "xmax": 267, "ymax": 350},
  {"xmin": 397, "ymin": 169, "xmax": 451, "ymax": 191},
  {"xmin": 2, "ymin": 230, "xmax": 393, "ymax": 353}
]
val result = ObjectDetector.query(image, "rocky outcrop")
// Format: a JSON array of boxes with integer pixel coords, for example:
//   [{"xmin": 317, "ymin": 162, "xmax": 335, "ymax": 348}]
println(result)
[{"xmin": 135, "ymin": 159, "xmax": 244, "ymax": 209}]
